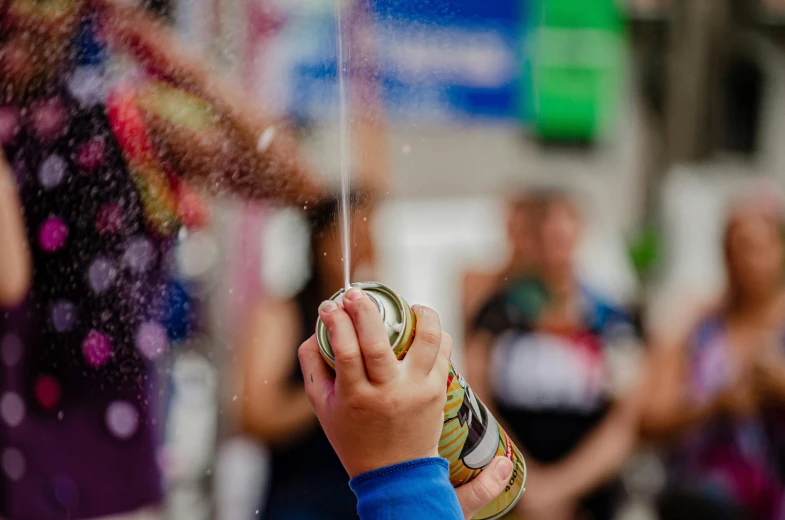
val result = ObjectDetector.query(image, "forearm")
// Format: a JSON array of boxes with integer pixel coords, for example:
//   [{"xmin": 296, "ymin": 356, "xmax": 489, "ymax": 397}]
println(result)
[
  {"xmin": 642, "ymin": 392, "xmax": 719, "ymax": 438},
  {"xmin": 0, "ymin": 156, "xmax": 30, "ymax": 307},
  {"xmin": 242, "ymin": 389, "xmax": 317, "ymax": 444},
  {"xmin": 100, "ymin": 1, "xmax": 321, "ymax": 205},
  {"xmin": 548, "ymin": 405, "xmax": 638, "ymax": 501}
]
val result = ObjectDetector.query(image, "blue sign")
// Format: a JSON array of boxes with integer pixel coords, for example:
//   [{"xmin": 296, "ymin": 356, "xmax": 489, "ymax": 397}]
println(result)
[{"xmin": 278, "ymin": 0, "xmax": 527, "ymax": 122}]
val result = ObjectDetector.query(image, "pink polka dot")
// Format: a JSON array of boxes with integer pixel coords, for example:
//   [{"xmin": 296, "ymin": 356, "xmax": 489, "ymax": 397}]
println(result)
[
  {"xmin": 96, "ymin": 203, "xmax": 125, "ymax": 235},
  {"xmin": 88, "ymin": 257, "xmax": 117, "ymax": 294},
  {"xmin": 38, "ymin": 155, "xmax": 67, "ymax": 189},
  {"xmin": 105, "ymin": 401, "xmax": 139, "ymax": 439},
  {"xmin": 38, "ymin": 217, "xmax": 68, "ymax": 252},
  {"xmin": 136, "ymin": 322, "xmax": 168, "ymax": 360},
  {"xmin": 0, "ymin": 393, "xmax": 25, "ymax": 427},
  {"xmin": 30, "ymin": 98, "xmax": 68, "ymax": 141},
  {"xmin": 2, "ymin": 449, "xmax": 25, "ymax": 481},
  {"xmin": 68, "ymin": 66, "xmax": 106, "ymax": 106},
  {"xmin": 34, "ymin": 376, "xmax": 61, "ymax": 410},
  {"xmin": 123, "ymin": 237, "xmax": 156, "ymax": 274},
  {"xmin": 75, "ymin": 138, "xmax": 106, "ymax": 171},
  {"xmin": 0, "ymin": 107, "xmax": 20, "ymax": 145},
  {"xmin": 82, "ymin": 331, "xmax": 112, "ymax": 368},
  {"xmin": 50, "ymin": 300, "xmax": 76, "ymax": 332}
]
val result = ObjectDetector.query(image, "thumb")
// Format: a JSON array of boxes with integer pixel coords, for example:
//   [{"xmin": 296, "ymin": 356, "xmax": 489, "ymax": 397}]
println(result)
[{"xmin": 455, "ymin": 456, "xmax": 513, "ymax": 520}]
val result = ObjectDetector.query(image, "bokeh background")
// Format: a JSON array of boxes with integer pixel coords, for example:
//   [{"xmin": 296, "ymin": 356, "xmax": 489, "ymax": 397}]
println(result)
[{"xmin": 7, "ymin": 0, "xmax": 785, "ymax": 519}]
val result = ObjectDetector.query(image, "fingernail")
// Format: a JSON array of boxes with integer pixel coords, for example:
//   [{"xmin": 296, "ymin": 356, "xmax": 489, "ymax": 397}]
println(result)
[
  {"xmin": 319, "ymin": 300, "xmax": 338, "ymax": 313},
  {"xmin": 344, "ymin": 288, "xmax": 365, "ymax": 301},
  {"xmin": 494, "ymin": 458, "xmax": 513, "ymax": 481}
]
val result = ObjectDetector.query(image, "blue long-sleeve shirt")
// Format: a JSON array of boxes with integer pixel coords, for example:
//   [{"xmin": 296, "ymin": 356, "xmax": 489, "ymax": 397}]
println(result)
[{"xmin": 349, "ymin": 458, "xmax": 463, "ymax": 520}]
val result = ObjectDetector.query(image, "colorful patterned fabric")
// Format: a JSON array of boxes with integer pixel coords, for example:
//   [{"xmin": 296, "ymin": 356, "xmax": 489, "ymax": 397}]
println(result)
[
  {"xmin": 472, "ymin": 276, "xmax": 639, "ymax": 520},
  {"xmin": 667, "ymin": 316, "xmax": 785, "ymax": 520},
  {"xmin": 0, "ymin": 18, "xmax": 208, "ymax": 519}
]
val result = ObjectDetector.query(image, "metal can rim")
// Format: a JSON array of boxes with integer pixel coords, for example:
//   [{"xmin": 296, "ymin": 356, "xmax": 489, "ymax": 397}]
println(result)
[{"xmin": 316, "ymin": 282, "xmax": 411, "ymax": 367}]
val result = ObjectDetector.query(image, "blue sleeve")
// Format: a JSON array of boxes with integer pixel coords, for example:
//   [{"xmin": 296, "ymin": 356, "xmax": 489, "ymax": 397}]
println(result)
[{"xmin": 349, "ymin": 458, "xmax": 463, "ymax": 520}]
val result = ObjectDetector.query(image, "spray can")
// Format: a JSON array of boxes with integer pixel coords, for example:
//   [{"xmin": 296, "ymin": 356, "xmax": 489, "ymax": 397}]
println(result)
[{"xmin": 316, "ymin": 282, "xmax": 526, "ymax": 520}]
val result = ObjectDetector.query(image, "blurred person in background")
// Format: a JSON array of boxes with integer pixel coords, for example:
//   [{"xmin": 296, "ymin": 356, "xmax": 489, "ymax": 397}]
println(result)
[
  {"xmin": 0, "ymin": 0, "xmax": 317, "ymax": 518},
  {"xmin": 642, "ymin": 188, "xmax": 785, "ymax": 520},
  {"xmin": 462, "ymin": 193, "xmax": 537, "ymax": 334},
  {"xmin": 465, "ymin": 190, "xmax": 643, "ymax": 520},
  {"xmin": 240, "ymin": 192, "xmax": 374, "ymax": 520}
]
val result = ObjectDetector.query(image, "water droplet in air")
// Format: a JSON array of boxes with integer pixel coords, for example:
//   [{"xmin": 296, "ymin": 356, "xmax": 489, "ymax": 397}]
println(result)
[
  {"xmin": 402, "ymin": 144, "xmax": 412, "ymax": 155},
  {"xmin": 363, "ymin": 217, "xmax": 367, "ymax": 221},
  {"xmin": 323, "ymin": 252, "xmax": 327, "ymax": 256},
  {"xmin": 232, "ymin": 395, "xmax": 238, "ymax": 401}
]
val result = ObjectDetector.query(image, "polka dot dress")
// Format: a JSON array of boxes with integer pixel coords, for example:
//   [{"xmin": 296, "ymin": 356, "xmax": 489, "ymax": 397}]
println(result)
[{"xmin": 0, "ymin": 82, "xmax": 167, "ymax": 517}]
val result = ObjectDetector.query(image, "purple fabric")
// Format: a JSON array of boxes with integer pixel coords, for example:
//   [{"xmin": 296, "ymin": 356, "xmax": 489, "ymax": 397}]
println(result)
[
  {"xmin": 668, "ymin": 316, "xmax": 785, "ymax": 519},
  {"xmin": 0, "ymin": 79, "xmax": 167, "ymax": 516}
]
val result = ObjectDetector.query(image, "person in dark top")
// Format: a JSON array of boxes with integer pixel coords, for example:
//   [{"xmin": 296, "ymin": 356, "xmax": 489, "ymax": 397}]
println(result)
[
  {"xmin": 0, "ymin": 1, "xmax": 318, "ymax": 518},
  {"xmin": 240, "ymin": 192, "xmax": 375, "ymax": 520},
  {"xmin": 465, "ymin": 190, "xmax": 644, "ymax": 520}
]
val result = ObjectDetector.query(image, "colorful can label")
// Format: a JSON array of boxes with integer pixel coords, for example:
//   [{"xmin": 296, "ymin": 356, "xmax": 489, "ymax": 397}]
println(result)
[{"xmin": 316, "ymin": 282, "xmax": 526, "ymax": 519}]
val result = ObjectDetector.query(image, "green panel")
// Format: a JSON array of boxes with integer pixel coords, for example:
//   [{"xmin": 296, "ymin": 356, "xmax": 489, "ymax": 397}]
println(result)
[{"xmin": 526, "ymin": 0, "xmax": 626, "ymax": 141}]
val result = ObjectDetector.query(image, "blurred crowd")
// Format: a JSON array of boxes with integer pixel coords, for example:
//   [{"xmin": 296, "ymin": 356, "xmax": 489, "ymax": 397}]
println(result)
[{"xmin": 5, "ymin": 0, "xmax": 785, "ymax": 520}]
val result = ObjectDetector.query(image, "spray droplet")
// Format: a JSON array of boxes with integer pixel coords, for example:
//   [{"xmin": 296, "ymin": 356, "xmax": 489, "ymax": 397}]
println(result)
[
  {"xmin": 257, "ymin": 126, "xmax": 276, "ymax": 153},
  {"xmin": 402, "ymin": 144, "xmax": 412, "ymax": 155},
  {"xmin": 363, "ymin": 217, "xmax": 367, "ymax": 221},
  {"xmin": 232, "ymin": 395, "xmax": 238, "ymax": 402},
  {"xmin": 264, "ymin": 380, "xmax": 268, "ymax": 385},
  {"xmin": 323, "ymin": 252, "xmax": 327, "ymax": 256}
]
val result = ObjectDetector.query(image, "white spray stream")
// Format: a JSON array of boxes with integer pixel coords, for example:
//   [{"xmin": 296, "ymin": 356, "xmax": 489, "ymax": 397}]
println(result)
[{"xmin": 335, "ymin": 0, "xmax": 352, "ymax": 290}]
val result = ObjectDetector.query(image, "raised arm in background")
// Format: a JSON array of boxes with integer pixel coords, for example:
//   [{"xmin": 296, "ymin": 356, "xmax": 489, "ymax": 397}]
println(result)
[
  {"xmin": 97, "ymin": 0, "xmax": 323, "ymax": 206},
  {"xmin": 240, "ymin": 299, "xmax": 317, "ymax": 445}
]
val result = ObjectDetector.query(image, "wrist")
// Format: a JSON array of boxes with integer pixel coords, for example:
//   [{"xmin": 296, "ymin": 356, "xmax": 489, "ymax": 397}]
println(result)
[
  {"xmin": 350, "ymin": 457, "xmax": 463, "ymax": 520},
  {"xmin": 345, "ymin": 447, "xmax": 440, "ymax": 478}
]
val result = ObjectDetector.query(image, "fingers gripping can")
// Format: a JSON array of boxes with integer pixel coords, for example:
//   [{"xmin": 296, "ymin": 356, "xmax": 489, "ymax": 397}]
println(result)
[{"xmin": 316, "ymin": 282, "xmax": 527, "ymax": 520}]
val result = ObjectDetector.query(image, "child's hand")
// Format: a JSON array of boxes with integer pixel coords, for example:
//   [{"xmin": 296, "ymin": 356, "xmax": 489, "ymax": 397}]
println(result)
[{"xmin": 299, "ymin": 288, "xmax": 449, "ymax": 476}]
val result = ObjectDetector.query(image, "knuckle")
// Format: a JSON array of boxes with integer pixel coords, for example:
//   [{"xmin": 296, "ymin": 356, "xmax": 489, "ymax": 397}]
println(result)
[
  {"xmin": 381, "ymin": 394, "xmax": 403, "ymax": 414},
  {"xmin": 335, "ymin": 348, "xmax": 362, "ymax": 365},
  {"xmin": 347, "ymin": 387, "xmax": 372, "ymax": 409},
  {"xmin": 427, "ymin": 387, "xmax": 446, "ymax": 407},
  {"xmin": 351, "ymin": 297, "xmax": 378, "ymax": 317},
  {"xmin": 472, "ymin": 478, "xmax": 497, "ymax": 504},
  {"xmin": 419, "ymin": 329, "xmax": 441, "ymax": 347},
  {"xmin": 365, "ymin": 341, "xmax": 392, "ymax": 360}
]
